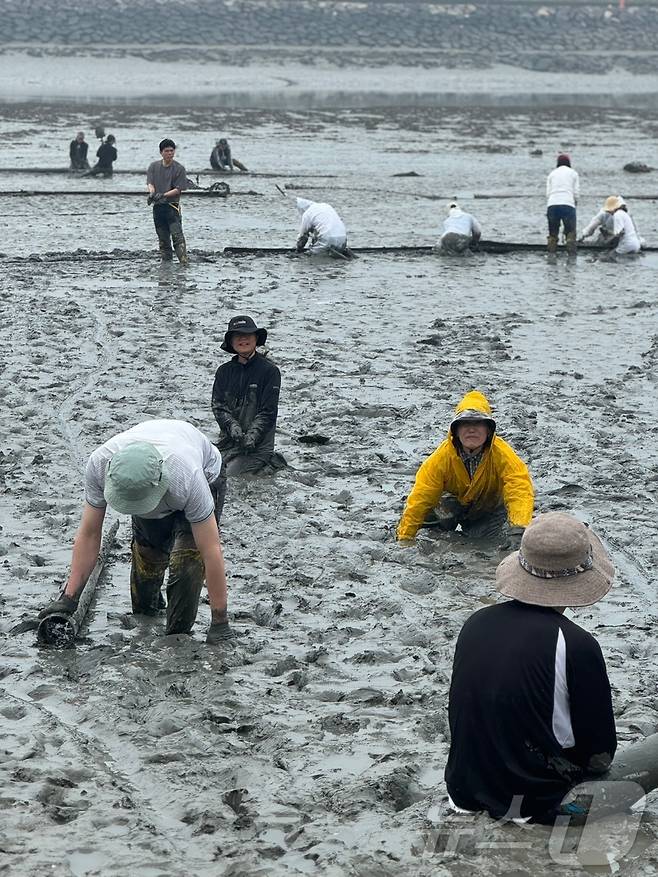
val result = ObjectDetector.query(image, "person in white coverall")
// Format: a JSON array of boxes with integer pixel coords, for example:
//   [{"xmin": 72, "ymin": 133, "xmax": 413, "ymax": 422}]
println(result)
[
  {"xmin": 295, "ymin": 197, "xmax": 348, "ymax": 256},
  {"xmin": 438, "ymin": 202, "xmax": 482, "ymax": 254},
  {"xmin": 580, "ymin": 195, "xmax": 642, "ymax": 253},
  {"xmin": 546, "ymin": 153, "xmax": 579, "ymax": 254}
]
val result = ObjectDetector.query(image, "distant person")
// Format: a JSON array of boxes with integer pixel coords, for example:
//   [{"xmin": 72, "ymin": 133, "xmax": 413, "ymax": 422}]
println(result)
[
  {"xmin": 604, "ymin": 196, "xmax": 642, "ymax": 256},
  {"xmin": 146, "ymin": 138, "xmax": 190, "ymax": 265},
  {"xmin": 438, "ymin": 201, "xmax": 481, "ymax": 254},
  {"xmin": 210, "ymin": 138, "xmax": 248, "ymax": 173},
  {"xmin": 397, "ymin": 391, "xmax": 533, "ymax": 548},
  {"xmin": 578, "ymin": 195, "xmax": 618, "ymax": 247},
  {"xmin": 69, "ymin": 131, "xmax": 90, "ymax": 170},
  {"xmin": 546, "ymin": 153, "xmax": 579, "ymax": 254},
  {"xmin": 295, "ymin": 197, "xmax": 349, "ymax": 256},
  {"xmin": 87, "ymin": 134, "xmax": 117, "ymax": 178},
  {"xmin": 212, "ymin": 315, "xmax": 285, "ymax": 476}
]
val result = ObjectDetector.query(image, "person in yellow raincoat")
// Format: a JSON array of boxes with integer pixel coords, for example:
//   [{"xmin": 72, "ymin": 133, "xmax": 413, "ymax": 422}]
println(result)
[{"xmin": 397, "ymin": 391, "xmax": 533, "ymax": 547}]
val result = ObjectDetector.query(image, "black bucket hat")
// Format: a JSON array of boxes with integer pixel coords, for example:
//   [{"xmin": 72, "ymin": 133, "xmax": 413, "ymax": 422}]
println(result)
[{"xmin": 221, "ymin": 315, "xmax": 268, "ymax": 353}]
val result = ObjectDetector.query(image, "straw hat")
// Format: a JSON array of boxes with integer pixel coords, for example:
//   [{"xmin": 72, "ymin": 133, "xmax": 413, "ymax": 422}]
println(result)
[
  {"xmin": 603, "ymin": 195, "xmax": 624, "ymax": 213},
  {"xmin": 496, "ymin": 512, "xmax": 614, "ymax": 607}
]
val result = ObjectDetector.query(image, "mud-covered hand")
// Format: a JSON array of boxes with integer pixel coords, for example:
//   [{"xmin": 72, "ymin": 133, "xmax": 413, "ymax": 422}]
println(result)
[
  {"xmin": 206, "ymin": 621, "xmax": 236, "ymax": 643},
  {"xmin": 227, "ymin": 423, "xmax": 243, "ymax": 443},
  {"xmin": 38, "ymin": 593, "xmax": 78, "ymax": 619},
  {"xmin": 296, "ymin": 233, "xmax": 309, "ymax": 252},
  {"xmin": 147, "ymin": 192, "xmax": 166, "ymax": 206},
  {"xmin": 499, "ymin": 525, "xmax": 525, "ymax": 551},
  {"xmin": 241, "ymin": 433, "xmax": 257, "ymax": 453}
]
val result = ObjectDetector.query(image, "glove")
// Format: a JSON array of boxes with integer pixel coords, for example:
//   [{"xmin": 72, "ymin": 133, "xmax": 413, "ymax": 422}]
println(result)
[
  {"xmin": 206, "ymin": 621, "xmax": 236, "ymax": 643},
  {"xmin": 147, "ymin": 192, "xmax": 166, "ymax": 206},
  {"xmin": 296, "ymin": 233, "xmax": 309, "ymax": 253},
  {"xmin": 499, "ymin": 526, "xmax": 525, "ymax": 552},
  {"xmin": 577, "ymin": 236, "xmax": 585, "ymax": 243},
  {"xmin": 228, "ymin": 423, "xmax": 243, "ymax": 443},
  {"xmin": 241, "ymin": 434, "xmax": 257, "ymax": 453},
  {"xmin": 38, "ymin": 593, "xmax": 78, "ymax": 619}
]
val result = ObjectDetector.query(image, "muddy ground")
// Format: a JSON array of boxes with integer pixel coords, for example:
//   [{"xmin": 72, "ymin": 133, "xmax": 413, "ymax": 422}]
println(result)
[{"xmin": 2, "ymin": 96, "xmax": 658, "ymax": 877}]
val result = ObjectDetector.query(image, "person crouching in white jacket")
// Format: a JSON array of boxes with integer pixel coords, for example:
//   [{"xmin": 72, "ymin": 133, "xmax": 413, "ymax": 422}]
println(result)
[
  {"xmin": 295, "ymin": 197, "xmax": 348, "ymax": 256},
  {"xmin": 438, "ymin": 202, "xmax": 481, "ymax": 254}
]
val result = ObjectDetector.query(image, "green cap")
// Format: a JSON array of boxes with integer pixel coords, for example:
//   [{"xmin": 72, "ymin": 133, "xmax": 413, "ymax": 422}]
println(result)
[{"xmin": 104, "ymin": 442, "xmax": 169, "ymax": 516}]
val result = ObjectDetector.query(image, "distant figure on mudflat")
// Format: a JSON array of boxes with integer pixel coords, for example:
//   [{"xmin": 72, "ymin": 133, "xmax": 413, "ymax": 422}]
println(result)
[
  {"xmin": 437, "ymin": 201, "xmax": 481, "ymax": 254},
  {"xmin": 295, "ymin": 197, "xmax": 349, "ymax": 257},
  {"xmin": 397, "ymin": 390, "xmax": 533, "ymax": 549},
  {"xmin": 580, "ymin": 195, "xmax": 641, "ymax": 256},
  {"xmin": 69, "ymin": 131, "xmax": 90, "ymax": 170},
  {"xmin": 210, "ymin": 138, "xmax": 248, "ymax": 173},
  {"xmin": 86, "ymin": 134, "xmax": 117, "ymax": 178},
  {"xmin": 146, "ymin": 138, "xmax": 190, "ymax": 265},
  {"xmin": 212, "ymin": 315, "xmax": 285, "ymax": 477},
  {"xmin": 546, "ymin": 153, "xmax": 579, "ymax": 254}
]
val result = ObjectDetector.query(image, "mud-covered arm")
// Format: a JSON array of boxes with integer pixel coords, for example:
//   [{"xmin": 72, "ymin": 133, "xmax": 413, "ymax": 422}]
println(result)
[
  {"xmin": 397, "ymin": 447, "xmax": 447, "ymax": 541},
  {"xmin": 191, "ymin": 515, "xmax": 228, "ymax": 622},
  {"xmin": 581, "ymin": 214, "xmax": 602, "ymax": 239},
  {"xmin": 63, "ymin": 503, "xmax": 106, "ymax": 599},
  {"xmin": 243, "ymin": 366, "xmax": 281, "ymax": 447},
  {"xmin": 500, "ymin": 447, "xmax": 534, "ymax": 528},
  {"xmin": 566, "ymin": 634, "xmax": 617, "ymax": 773},
  {"xmin": 211, "ymin": 369, "xmax": 242, "ymax": 436}
]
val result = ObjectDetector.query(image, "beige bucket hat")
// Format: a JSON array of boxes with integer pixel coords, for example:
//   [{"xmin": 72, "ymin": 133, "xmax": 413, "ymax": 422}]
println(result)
[
  {"xmin": 496, "ymin": 512, "xmax": 614, "ymax": 607},
  {"xmin": 603, "ymin": 195, "xmax": 624, "ymax": 213}
]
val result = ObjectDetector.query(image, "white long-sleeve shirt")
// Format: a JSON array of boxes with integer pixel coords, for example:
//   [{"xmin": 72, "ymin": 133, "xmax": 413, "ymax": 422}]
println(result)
[
  {"xmin": 296, "ymin": 198, "xmax": 346, "ymax": 241},
  {"xmin": 441, "ymin": 207, "xmax": 481, "ymax": 238},
  {"xmin": 613, "ymin": 210, "xmax": 641, "ymax": 254},
  {"xmin": 546, "ymin": 166, "xmax": 580, "ymax": 208},
  {"xmin": 581, "ymin": 209, "xmax": 614, "ymax": 239}
]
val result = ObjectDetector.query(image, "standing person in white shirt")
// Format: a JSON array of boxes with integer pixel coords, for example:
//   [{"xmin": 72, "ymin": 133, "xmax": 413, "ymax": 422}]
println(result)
[
  {"xmin": 295, "ymin": 197, "xmax": 348, "ymax": 256},
  {"xmin": 37, "ymin": 420, "xmax": 234, "ymax": 644},
  {"xmin": 438, "ymin": 201, "xmax": 482, "ymax": 254},
  {"xmin": 546, "ymin": 153, "xmax": 579, "ymax": 254}
]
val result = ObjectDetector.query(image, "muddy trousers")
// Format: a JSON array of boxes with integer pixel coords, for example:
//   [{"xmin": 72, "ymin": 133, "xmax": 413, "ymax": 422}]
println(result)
[
  {"xmin": 153, "ymin": 202, "xmax": 187, "ymax": 263},
  {"xmin": 427, "ymin": 493, "xmax": 507, "ymax": 539},
  {"xmin": 129, "ymin": 475, "xmax": 226, "ymax": 634}
]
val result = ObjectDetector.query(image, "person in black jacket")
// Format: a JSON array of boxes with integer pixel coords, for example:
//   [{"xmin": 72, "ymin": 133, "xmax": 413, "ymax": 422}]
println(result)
[
  {"xmin": 446, "ymin": 512, "xmax": 618, "ymax": 824},
  {"xmin": 69, "ymin": 131, "xmax": 90, "ymax": 170},
  {"xmin": 211, "ymin": 315, "xmax": 284, "ymax": 476},
  {"xmin": 87, "ymin": 134, "xmax": 117, "ymax": 177}
]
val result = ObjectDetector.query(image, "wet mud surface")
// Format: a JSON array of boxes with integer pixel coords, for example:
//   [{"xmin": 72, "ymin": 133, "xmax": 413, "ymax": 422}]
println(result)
[{"xmin": 2, "ymin": 103, "xmax": 658, "ymax": 875}]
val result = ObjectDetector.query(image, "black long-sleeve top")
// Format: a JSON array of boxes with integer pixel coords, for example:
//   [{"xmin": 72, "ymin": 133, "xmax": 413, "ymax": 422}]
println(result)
[
  {"xmin": 96, "ymin": 142, "xmax": 118, "ymax": 169},
  {"xmin": 211, "ymin": 352, "xmax": 280, "ymax": 459},
  {"xmin": 445, "ymin": 600, "xmax": 617, "ymax": 823},
  {"xmin": 69, "ymin": 139, "xmax": 89, "ymax": 168}
]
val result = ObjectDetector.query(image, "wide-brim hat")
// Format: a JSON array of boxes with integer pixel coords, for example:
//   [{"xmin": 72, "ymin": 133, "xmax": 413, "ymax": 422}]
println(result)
[
  {"xmin": 603, "ymin": 195, "xmax": 624, "ymax": 213},
  {"xmin": 496, "ymin": 512, "xmax": 614, "ymax": 608},
  {"xmin": 104, "ymin": 442, "xmax": 169, "ymax": 516},
  {"xmin": 221, "ymin": 315, "xmax": 267, "ymax": 353}
]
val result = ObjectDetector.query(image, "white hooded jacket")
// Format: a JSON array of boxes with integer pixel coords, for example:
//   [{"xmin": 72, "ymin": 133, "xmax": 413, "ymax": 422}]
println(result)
[
  {"xmin": 296, "ymin": 198, "xmax": 347, "ymax": 242},
  {"xmin": 441, "ymin": 206, "xmax": 481, "ymax": 238}
]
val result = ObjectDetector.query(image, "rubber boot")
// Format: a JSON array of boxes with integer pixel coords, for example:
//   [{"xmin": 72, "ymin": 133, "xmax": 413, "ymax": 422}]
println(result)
[
  {"xmin": 157, "ymin": 229, "xmax": 173, "ymax": 261},
  {"xmin": 566, "ymin": 231, "xmax": 577, "ymax": 256},
  {"xmin": 174, "ymin": 239, "xmax": 189, "ymax": 266},
  {"xmin": 547, "ymin": 235, "xmax": 558, "ymax": 254}
]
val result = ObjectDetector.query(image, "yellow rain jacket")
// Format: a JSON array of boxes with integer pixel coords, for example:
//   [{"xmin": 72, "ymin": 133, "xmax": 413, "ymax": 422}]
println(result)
[{"xmin": 397, "ymin": 391, "xmax": 534, "ymax": 541}]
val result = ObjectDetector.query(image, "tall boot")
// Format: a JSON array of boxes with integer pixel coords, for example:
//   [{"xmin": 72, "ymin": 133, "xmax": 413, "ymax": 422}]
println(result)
[
  {"xmin": 174, "ymin": 238, "xmax": 189, "ymax": 266},
  {"xmin": 566, "ymin": 231, "xmax": 577, "ymax": 256},
  {"xmin": 547, "ymin": 235, "xmax": 558, "ymax": 254},
  {"xmin": 157, "ymin": 229, "xmax": 173, "ymax": 261}
]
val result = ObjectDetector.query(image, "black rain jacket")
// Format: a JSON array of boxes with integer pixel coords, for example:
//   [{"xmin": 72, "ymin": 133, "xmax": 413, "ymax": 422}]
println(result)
[{"xmin": 211, "ymin": 352, "xmax": 280, "ymax": 461}]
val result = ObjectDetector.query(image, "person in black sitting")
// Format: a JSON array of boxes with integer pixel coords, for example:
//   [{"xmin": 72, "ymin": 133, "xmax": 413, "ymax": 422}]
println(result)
[
  {"xmin": 210, "ymin": 138, "xmax": 248, "ymax": 173},
  {"xmin": 87, "ymin": 134, "xmax": 117, "ymax": 177},
  {"xmin": 211, "ymin": 315, "xmax": 284, "ymax": 476},
  {"xmin": 69, "ymin": 131, "xmax": 90, "ymax": 170}
]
